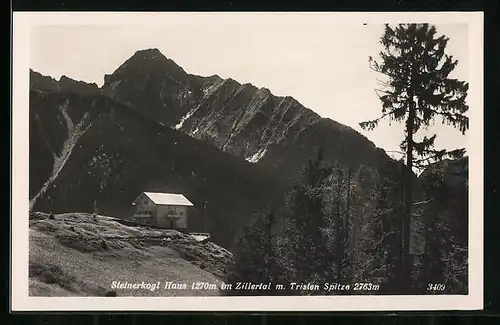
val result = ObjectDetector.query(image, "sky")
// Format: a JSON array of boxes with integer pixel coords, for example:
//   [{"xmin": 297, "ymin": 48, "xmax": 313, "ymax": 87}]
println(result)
[{"xmin": 30, "ymin": 15, "xmax": 470, "ymax": 158}]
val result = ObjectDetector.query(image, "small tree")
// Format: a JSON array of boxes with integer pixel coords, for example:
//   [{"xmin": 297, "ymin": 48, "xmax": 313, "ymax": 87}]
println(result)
[
  {"xmin": 360, "ymin": 24, "xmax": 469, "ymax": 291},
  {"xmin": 360, "ymin": 175, "xmax": 400, "ymax": 292},
  {"xmin": 224, "ymin": 208, "xmax": 277, "ymax": 296},
  {"xmin": 322, "ymin": 166, "xmax": 352, "ymax": 284},
  {"xmin": 280, "ymin": 147, "xmax": 332, "ymax": 292}
]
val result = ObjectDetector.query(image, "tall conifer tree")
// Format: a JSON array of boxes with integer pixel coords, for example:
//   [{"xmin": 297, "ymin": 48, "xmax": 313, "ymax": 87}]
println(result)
[{"xmin": 360, "ymin": 24, "xmax": 469, "ymax": 290}]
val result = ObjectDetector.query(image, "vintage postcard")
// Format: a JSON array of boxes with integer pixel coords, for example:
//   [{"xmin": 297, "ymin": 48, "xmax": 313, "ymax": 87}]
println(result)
[{"xmin": 11, "ymin": 11, "xmax": 483, "ymax": 311}]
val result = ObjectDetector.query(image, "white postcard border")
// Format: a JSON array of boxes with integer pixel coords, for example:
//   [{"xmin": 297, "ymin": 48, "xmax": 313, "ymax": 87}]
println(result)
[{"xmin": 11, "ymin": 11, "xmax": 484, "ymax": 311}]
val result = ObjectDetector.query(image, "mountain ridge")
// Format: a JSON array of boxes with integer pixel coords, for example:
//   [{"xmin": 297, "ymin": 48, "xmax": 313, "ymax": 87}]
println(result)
[
  {"xmin": 30, "ymin": 48, "xmax": 380, "ymax": 165},
  {"xmin": 97, "ymin": 49, "xmax": 392, "ymax": 175},
  {"xmin": 30, "ymin": 69, "xmax": 100, "ymax": 95},
  {"xmin": 29, "ymin": 48, "xmax": 403, "ymax": 248}
]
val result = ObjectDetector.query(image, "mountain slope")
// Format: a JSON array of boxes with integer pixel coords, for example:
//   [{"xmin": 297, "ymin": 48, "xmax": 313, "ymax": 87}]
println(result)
[
  {"xmin": 29, "ymin": 89, "xmax": 101, "ymax": 200},
  {"xmin": 29, "ymin": 89, "xmax": 288, "ymax": 249},
  {"xmin": 174, "ymin": 79, "xmax": 320, "ymax": 163},
  {"xmin": 258, "ymin": 118, "xmax": 400, "ymax": 182}
]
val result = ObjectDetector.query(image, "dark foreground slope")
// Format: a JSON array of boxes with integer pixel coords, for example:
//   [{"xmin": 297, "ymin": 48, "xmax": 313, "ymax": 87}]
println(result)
[
  {"xmin": 30, "ymin": 89, "xmax": 288, "ymax": 249},
  {"xmin": 29, "ymin": 212, "xmax": 231, "ymax": 296}
]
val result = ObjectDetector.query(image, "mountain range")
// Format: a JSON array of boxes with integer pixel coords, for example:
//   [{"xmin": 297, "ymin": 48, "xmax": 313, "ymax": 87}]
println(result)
[{"xmin": 29, "ymin": 48, "xmax": 460, "ymax": 250}]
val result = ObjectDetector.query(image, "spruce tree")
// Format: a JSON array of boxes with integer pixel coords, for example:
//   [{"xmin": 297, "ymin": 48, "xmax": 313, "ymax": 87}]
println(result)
[
  {"xmin": 360, "ymin": 24, "xmax": 469, "ymax": 291},
  {"xmin": 224, "ymin": 208, "xmax": 277, "ymax": 296},
  {"xmin": 323, "ymin": 164, "xmax": 366, "ymax": 288},
  {"xmin": 361, "ymin": 175, "xmax": 400, "ymax": 293},
  {"xmin": 326, "ymin": 166, "xmax": 351, "ymax": 283},
  {"xmin": 282, "ymin": 147, "xmax": 332, "ymax": 292}
]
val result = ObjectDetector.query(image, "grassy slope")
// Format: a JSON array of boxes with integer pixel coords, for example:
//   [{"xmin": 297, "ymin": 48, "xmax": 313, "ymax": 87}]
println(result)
[{"xmin": 29, "ymin": 212, "xmax": 232, "ymax": 297}]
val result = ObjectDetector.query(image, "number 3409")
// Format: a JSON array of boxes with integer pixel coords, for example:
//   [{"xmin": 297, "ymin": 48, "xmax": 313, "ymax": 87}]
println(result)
[{"xmin": 427, "ymin": 283, "xmax": 446, "ymax": 291}]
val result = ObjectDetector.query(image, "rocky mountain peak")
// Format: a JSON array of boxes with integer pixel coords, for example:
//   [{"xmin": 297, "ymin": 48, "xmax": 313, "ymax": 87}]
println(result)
[
  {"xmin": 132, "ymin": 47, "xmax": 163, "ymax": 57},
  {"xmin": 128, "ymin": 48, "xmax": 182, "ymax": 71},
  {"xmin": 100, "ymin": 49, "xmax": 198, "ymax": 126},
  {"xmin": 103, "ymin": 48, "xmax": 188, "ymax": 87}
]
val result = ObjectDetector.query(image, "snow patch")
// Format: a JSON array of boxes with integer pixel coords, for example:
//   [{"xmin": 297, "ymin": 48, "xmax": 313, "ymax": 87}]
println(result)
[
  {"xmin": 202, "ymin": 79, "xmax": 225, "ymax": 97},
  {"xmin": 174, "ymin": 107, "xmax": 197, "ymax": 130},
  {"xmin": 203, "ymin": 85, "xmax": 215, "ymax": 96},
  {"xmin": 245, "ymin": 148, "xmax": 267, "ymax": 163},
  {"xmin": 191, "ymin": 127, "xmax": 199, "ymax": 135}
]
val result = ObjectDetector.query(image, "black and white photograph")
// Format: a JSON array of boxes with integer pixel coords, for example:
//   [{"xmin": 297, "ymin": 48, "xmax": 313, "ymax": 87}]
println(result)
[{"xmin": 12, "ymin": 12, "xmax": 483, "ymax": 311}]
